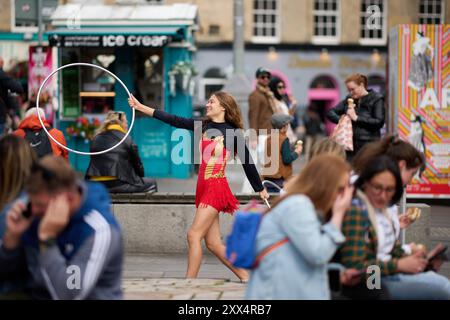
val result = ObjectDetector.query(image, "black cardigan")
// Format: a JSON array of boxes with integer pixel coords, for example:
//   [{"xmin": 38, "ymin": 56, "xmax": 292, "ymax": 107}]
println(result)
[{"xmin": 154, "ymin": 109, "xmax": 264, "ymax": 192}]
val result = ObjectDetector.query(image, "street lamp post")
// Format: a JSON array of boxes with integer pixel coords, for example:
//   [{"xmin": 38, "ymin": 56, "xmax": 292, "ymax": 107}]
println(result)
[
  {"xmin": 37, "ymin": 0, "xmax": 43, "ymax": 46},
  {"xmin": 224, "ymin": 0, "xmax": 252, "ymax": 129}
]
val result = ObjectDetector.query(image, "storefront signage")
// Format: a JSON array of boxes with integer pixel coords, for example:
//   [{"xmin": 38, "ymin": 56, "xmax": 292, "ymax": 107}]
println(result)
[
  {"xmin": 288, "ymin": 55, "xmax": 385, "ymax": 69},
  {"xmin": 51, "ymin": 35, "xmax": 170, "ymax": 48}
]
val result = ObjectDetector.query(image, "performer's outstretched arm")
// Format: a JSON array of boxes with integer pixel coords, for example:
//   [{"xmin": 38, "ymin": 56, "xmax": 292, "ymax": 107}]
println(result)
[{"xmin": 128, "ymin": 95, "xmax": 195, "ymax": 130}]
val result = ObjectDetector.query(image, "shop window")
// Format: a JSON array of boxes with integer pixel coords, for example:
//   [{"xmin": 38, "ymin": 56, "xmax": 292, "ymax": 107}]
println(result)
[
  {"xmin": 252, "ymin": 0, "xmax": 280, "ymax": 44},
  {"xmin": 312, "ymin": 0, "xmax": 340, "ymax": 44},
  {"xmin": 360, "ymin": 0, "xmax": 387, "ymax": 45},
  {"xmin": 208, "ymin": 25, "xmax": 221, "ymax": 36},
  {"xmin": 198, "ymin": 67, "xmax": 227, "ymax": 102},
  {"xmin": 368, "ymin": 74, "xmax": 386, "ymax": 94},
  {"xmin": 135, "ymin": 49, "xmax": 164, "ymax": 114},
  {"xmin": 419, "ymin": 0, "xmax": 444, "ymax": 24},
  {"xmin": 310, "ymin": 75, "xmax": 337, "ymax": 89}
]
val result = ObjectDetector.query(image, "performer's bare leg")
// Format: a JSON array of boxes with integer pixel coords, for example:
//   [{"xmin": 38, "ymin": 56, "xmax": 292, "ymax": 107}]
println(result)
[
  {"xmin": 205, "ymin": 214, "xmax": 248, "ymax": 282},
  {"xmin": 185, "ymin": 204, "xmax": 218, "ymax": 278}
]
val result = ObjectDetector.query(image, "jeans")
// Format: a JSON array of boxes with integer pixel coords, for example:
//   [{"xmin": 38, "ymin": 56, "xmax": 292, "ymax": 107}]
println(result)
[
  {"xmin": 382, "ymin": 271, "xmax": 450, "ymax": 300},
  {"xmin": 0, "ymin": 123, "xmax": 5, "ymax": 137}
]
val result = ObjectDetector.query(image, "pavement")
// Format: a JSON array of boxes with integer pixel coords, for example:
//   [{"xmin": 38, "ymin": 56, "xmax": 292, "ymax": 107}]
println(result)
[
  {"xmin": 122, "ymin": 254, "xmax": 246, "ymax": 300},
  {"xmin": 122, "ymin": 155, "xmax": 450, "ymax": 300}
]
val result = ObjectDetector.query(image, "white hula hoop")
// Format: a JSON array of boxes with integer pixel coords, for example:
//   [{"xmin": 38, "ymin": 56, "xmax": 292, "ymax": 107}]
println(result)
[{"xmin": 36, "ymin": 62, "xmax": 135, "ymax": 156}]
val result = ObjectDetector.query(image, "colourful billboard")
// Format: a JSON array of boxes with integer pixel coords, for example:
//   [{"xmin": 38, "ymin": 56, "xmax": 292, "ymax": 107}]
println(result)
[{"xmin": 390, "ymin": 25, "xmax": 450, "ymax": 198}]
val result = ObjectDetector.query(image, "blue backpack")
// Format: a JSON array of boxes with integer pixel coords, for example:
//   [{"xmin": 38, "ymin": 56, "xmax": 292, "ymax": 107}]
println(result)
[
  {"xmin": 226, "ymin": 199, "xmax": 288, "ymax": 269},
  {"xmin": 226, "ymin": 201, "xmax": 265, "ymax": 269}
]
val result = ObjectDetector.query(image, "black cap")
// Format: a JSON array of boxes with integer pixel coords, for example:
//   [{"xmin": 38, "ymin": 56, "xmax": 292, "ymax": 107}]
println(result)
[{"xmin": 255, "ymin": 67, "xmax": 271, "ymax": 78}]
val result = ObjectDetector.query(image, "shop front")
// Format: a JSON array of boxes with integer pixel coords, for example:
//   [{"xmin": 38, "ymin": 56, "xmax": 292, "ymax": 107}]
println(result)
[{"xmin": 47, "ymin": 3, "xmax": 198, "ymax": 178}]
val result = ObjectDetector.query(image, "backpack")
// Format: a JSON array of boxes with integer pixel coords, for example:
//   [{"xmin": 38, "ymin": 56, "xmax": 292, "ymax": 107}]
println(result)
[
  {"xmin": 226, "ymin": 199, "xmax": 288, "ymax": 269},
  {"xmin": 24, "ymin": 127, "xmax": 53, "ymax": 158}
]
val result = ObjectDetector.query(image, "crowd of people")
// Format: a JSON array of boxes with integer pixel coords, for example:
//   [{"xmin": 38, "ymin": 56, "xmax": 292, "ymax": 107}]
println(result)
[{"xmin": 0, "ymin": 59, "xmax": 448, "ymax": 300}]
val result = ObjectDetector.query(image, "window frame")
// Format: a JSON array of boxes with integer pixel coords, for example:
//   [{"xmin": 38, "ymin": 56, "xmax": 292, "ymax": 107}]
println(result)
[
  {"xmin": 359, "ymin": 0, "xmax": 388, "ymax": 46},
  {"xmin": 311, "ymin": 0, "xmax": 341, "ymax": 45},
  {"xmin": 418, "ymin": 0, "xmax": 445, "ymax": 25},
  {"xmin": 251, "ymin": 0, "xmax": 281, "ymax": 44},
  {"xmin": 11, "ymin": 0, "xmax": 38, "ymax": 33},
  {"xmin": 198, "ymin": 78, "xmax": 227, "ymax": 103}
]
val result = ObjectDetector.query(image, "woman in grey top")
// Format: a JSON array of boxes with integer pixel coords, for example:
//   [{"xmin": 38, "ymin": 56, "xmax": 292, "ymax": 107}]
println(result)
[{"xmin": 246, "ymin": 154, "xmax": 353, "ymax": 300}]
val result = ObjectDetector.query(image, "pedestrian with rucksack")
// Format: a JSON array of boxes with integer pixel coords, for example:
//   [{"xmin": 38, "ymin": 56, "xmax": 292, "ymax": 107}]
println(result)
[
  {"xmin": 245, "ymin": 154, "xmax": 353, "ymax": 300},
  {"xmin": 13, "ymin": 107, "xmax": 68, "ymax": 160}
]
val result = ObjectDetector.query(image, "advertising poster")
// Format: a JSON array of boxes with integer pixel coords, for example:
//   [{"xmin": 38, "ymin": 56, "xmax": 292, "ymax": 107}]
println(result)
[
  {"xmin": 28, "ymin": 46, "xmax": 55, "ymax": 123},
  {"xmin": 391, "ymin": 25, "xmax": 450, "ymax": 198}
]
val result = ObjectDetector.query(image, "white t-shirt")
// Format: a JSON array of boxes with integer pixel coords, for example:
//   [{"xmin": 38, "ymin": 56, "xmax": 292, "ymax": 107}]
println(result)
[{"xmin": 375, "ymin": 208, "xmax": 398, "ymax": 261}]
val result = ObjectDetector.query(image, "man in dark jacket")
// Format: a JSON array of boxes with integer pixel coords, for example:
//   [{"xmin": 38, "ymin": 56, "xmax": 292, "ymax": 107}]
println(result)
[
  {"xmin": 327, "ymin": 74, "xmax": 385, "ymax": 160},
  {"xmin": 0, "ymin": 57, "xmax": 24, "ymax": 135}
]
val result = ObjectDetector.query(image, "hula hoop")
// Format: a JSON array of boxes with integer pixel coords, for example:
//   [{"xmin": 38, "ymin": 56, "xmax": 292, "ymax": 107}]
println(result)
[{"xmin": 36, "ymin": 62, "xmax": 135, "ymax": 156}]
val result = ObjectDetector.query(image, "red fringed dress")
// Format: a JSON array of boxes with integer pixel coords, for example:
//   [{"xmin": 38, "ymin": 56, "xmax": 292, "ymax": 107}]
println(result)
[{"xmin": 153, "ymin": 109, "xmax": 264, "ymax": 214}]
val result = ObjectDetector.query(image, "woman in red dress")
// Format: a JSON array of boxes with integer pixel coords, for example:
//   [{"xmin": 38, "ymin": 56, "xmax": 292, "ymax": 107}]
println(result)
[{"xmin": 129, "ymin": 91, "xmax": 269, "ymax": 280}]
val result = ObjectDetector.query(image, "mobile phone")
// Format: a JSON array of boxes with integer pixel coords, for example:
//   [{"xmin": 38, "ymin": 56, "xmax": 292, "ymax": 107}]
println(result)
[
  {"xmin": 329, "ymin": 269, "xmax": 341, "ymax": 292},
  {"xmin": 22, "ymin": 200, "xmax": 32, "ymax": 219},
  {"xmin": 427, "ymin": 244, "xmax": 448, "ymax": 262}
]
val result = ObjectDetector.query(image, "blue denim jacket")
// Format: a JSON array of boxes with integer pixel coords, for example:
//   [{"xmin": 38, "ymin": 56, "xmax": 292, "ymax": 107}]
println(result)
[{"xmin": 245, "ymin": 195, "xmax": 345, "ymax": 300}]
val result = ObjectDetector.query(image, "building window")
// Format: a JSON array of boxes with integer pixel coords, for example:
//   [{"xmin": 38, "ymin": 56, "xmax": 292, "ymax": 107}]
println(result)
[
  {"xmin": 198, "ymin": 68, "xmax": 227, "ymax": 103},
  {"xmin": 12, "ymin": 0, "xmax": 58, "ymax": 32},
  {"xmin": 252, "ymin": 0, "xmax": 280, "ymax": 43},
  {"xmin": 360, "ymin": 0, "xmax": 387, "ymax": 45},
  {"xmin": 419, "ymin": 0, "xmax": 444, "ymax": 24},
  {"xmin": 208, "ymin": 25, "xmax": 220, "ymax": 36},
  {"xmin": 312, "ymin": 0, "xmax": 340, "ymax": 44}
]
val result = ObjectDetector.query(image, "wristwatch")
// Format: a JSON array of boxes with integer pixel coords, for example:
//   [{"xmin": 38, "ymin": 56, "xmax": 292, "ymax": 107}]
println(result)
[{"xmin": 39, "ymin": 237, "xmax": 57, "ymax": 252}]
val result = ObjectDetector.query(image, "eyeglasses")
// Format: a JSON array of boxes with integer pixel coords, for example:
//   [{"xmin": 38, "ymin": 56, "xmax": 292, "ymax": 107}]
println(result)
[
  {"xmin": 366, "ymin": 182, "xmax": 396, "ymax": 195},
  {"xmin": 277, "ymin": 85, "xmax": 285, "ymax": 89},
  {"xmin": 259, "ymin": 75, "xmax": 270, "ymax": 80}
]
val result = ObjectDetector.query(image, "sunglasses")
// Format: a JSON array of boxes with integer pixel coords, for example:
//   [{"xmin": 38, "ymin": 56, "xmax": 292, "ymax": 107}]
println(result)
[
  {"xmin": 259, "ymin": 75, "xmax": 270, "ymax": 80},
  {"xmin": 277, "ymin": 85, "xmax": 286, "ymax": 89}
]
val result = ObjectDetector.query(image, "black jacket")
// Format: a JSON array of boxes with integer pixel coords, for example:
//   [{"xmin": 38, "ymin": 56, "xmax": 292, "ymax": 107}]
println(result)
[
  {"xmin": 0, "ymin": 68, "xmax": 23, "ymax": 123},
  {"xmin": 327, "ymin": 90, "xmax": 385, "ymax": 142},
  {"xmin": 86, "ymin": 129, "xmax": 145, "ymax": 186}
]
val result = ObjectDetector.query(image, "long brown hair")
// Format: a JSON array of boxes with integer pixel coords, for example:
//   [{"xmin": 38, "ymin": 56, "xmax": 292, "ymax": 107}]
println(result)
[
  {"xmin": 0, "ymin": 135, "xmax": 37, "ymax": 210},
  {"xmin": 208, "ymin": 91, "xmax": 244, "ymax": 129},
  {"xmin": 352, "ymin": 134, "xmax": 425, "ymax": 175},
  {"xmin": 271, "ymin": 154, "xmax": 350, "ymax": 219}
]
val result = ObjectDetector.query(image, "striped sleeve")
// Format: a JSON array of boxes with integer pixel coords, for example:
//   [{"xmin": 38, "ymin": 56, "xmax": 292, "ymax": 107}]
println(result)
[{"xmin": 39, "ymin": 210, "xmax": 115, "ymax": 300}]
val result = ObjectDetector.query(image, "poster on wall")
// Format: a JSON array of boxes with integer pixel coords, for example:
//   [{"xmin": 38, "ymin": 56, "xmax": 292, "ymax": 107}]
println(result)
[
  {"xmin": 390, "ymin": 25, "xmax": 450, "ymax": 198},
  {"xmin": 28, "ymin": 46, "xmax": 54, "ymax": 123}
]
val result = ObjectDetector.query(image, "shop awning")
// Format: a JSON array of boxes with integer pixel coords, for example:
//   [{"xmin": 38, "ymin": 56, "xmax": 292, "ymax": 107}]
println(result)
[
  {"xmin": 50, "ymin": 3, "xmax": 198, "ymax": 27},
  {"xmin": 47, "ymin": 27, "xmax": 182, "ymax": 36}
]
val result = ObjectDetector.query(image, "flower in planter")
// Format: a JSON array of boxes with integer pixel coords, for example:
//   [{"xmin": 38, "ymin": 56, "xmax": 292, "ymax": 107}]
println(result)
[{"xmin": 66, "ymin": 116, "xmax": 101, "ymax": 142}]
